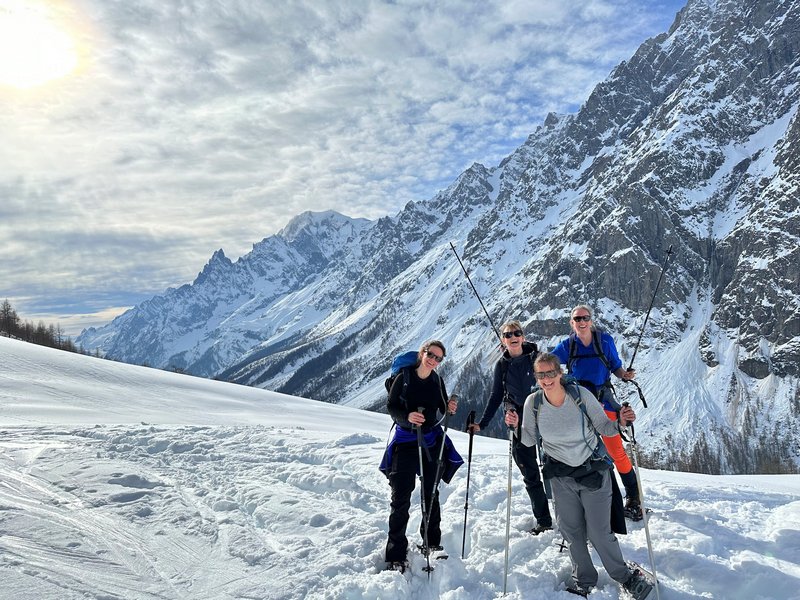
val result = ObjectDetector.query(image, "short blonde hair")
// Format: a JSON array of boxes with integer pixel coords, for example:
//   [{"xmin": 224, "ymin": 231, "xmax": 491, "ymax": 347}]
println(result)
[
  {"xmin": 570, "ymin": 304, "xmax": 593, "ymax": 319},
  {"xmin": 500, "ymin": 320, "xmax": 523, "ymax": 334}
]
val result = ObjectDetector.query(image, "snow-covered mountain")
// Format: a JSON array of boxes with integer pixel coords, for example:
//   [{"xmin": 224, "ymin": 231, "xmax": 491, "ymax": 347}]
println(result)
[{"xmin": 78, "ymin": 0, "xmax": 800, "ymax": 475}]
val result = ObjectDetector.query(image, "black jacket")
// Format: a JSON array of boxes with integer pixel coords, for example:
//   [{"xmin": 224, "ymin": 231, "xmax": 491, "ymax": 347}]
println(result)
[
  {"xmin": 478, "ymin": 342, "xmax": 538, "ymax": 429},
  {"xmin": 387, "ymin": 368, "xmax": 448, "ymax": 431}
]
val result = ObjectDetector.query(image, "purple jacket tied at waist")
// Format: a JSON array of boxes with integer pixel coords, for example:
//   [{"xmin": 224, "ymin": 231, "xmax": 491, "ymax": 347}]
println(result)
[{"xmin": 379, "ymin": 425, "xmax": 463, "ymax": 483}]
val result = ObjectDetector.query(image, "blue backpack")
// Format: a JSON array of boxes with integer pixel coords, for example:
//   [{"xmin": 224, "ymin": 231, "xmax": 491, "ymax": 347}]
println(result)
[{"xmin": 384, "ymin": 351, "xmax": 419, "ymax": 401}]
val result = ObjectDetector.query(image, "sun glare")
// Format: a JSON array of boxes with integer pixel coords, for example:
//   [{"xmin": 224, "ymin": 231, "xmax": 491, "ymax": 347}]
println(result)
[{"xmin": 0, "ymin": 1, "xmax": 78, "ymax": 89}]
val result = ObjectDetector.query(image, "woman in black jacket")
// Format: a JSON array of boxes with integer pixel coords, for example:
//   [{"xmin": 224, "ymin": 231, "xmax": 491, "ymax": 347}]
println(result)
[
  {"xmin": 383, "ymin": 340, "xmax": 459, "ymax": 572},
  {"xmin": 469, "ymin": 320, "xmax": 553, "ymax": 533}
]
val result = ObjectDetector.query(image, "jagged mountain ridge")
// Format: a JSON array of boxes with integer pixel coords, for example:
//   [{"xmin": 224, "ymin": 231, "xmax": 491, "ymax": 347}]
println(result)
[{"xmin": 78, "ymin": 0, "xmax": 800, "ymax": 474}]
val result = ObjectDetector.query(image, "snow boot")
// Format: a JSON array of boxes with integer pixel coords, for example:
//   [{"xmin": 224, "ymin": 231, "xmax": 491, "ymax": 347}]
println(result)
[
  {"xmin": 387, "ymin": 560, "xmax": 409, "ymax": 574},
  {"xmin": 624, "ymin": 496, "xmax": 644, "ymax": 521},
  {"xmin": 528, "ymin": 522, "xmax": 553, "ymax": 535},
  {"xmin": 566, "ymin": 583, "xmax": 593, "ymax": 597},
  {"xmin": 620, "ymin": 470, "xmax": 643, "ymax": 521}
]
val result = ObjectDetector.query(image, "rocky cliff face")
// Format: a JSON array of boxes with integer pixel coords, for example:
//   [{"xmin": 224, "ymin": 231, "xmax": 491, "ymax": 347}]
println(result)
[{"xmin": 78, "ymin": 0, "xmax": 800, "ymax": 474}]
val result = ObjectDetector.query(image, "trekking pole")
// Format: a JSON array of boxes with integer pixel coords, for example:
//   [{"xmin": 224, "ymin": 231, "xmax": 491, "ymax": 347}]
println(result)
[
  {"xmin": 461, "ymin": 410, "xmax": 476, "ymax": 559},
  {"xmin": 449, "ymin": 242, "xmax": 502, "ymax": 340},
  {"xmin": 502, "ymin": 405, "xmax": 516, "ymax": 595},
  {"xmin": 627, "ymin": 245, "xmax": 673, "ymax": 371},
  {"xmin": 415, "ymin": 407, "xmax": 433, "ymax": 577},
  {"xmin": 622, "ymin": 402, "xmax": 661, "ymax": 600},
  {"xmin": 424, "ymin": 394, "xmax": 456, "ymax": 559},
  {"xmin": 430, "ymin": 395, "xmax": 455, "ymax": 494},
  {"xmin": 621, "ymin": 245, "xmax": 673, "ymax": 409}
]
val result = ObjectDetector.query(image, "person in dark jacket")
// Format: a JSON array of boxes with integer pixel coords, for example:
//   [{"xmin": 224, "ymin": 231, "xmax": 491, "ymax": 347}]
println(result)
[
  {"xmin": 469, "ymin": 320, "xmax": 553, "ymax": 534},
  {"xmin": 383, "ymin": 340, "xmax": 460, "ymax": 572}
]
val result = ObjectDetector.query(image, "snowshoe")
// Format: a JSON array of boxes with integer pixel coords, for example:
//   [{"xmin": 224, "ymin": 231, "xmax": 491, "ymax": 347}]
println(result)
[
  {"xmin": 417, "ymin": 544, "xmax": 448, "ymax": 560},
  {"xmin": 621, "ymin": 561, "xmax": 656, "ymax": 600}
]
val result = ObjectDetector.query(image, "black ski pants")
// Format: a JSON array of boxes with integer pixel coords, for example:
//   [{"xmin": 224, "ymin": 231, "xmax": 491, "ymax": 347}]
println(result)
[
  {"xmin": 512, "ymin": 432, "xmax": 552, "ymax": 527},
  {"xmin": 385, "ymin": 440, "xmax": 441, "ymax": 562}
]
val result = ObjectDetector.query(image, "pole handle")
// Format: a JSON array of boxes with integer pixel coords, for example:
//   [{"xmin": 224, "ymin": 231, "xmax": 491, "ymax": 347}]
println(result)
[
  {"xmin": 464, "ymin": 410, "xmax": 476, "ymax": 433},
  {"xmin": 415, "ymin": 406, "xmax": 425, "ymax": 428},
  {"xmin": 621, "ymin": 401, "xmax": 635, "ymax": 442},
  {"xmin": 504, "ymin": 403, "xmax": 517, "ymax": 430}
]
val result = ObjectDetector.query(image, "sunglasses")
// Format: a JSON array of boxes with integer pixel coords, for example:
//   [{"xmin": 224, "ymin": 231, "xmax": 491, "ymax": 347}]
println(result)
[
  {"xmin": 425, "ymin": 350, "xmax": 444, "ymax": 363},
  {"xmin": 534, "ymin": 369, "xmax": 561, "ymax": 380},
  {"xmin": 572, "ymin": 315, "xmax": 592, "ymax": 322},
  {"xmin": 502, "ymin": 330, "xmax": 524, "ymax": 339}
]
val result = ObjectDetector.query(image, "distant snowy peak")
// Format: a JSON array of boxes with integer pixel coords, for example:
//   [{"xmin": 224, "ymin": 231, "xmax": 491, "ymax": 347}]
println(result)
[
  {"xmin": 193, "ymin": 249, "xmax": 233, "ymax": 286},
  {"xmin": 277, "ymin": 210, "xmax": 372, "ymax": 245}
]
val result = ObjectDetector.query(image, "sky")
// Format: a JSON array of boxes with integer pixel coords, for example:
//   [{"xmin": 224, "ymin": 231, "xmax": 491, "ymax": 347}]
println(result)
[
  {"xmin": 2, "ymin": 335, "xmax": 800, "ymax": 599},
  {"xmin": 0, "ymin": 0, "xmax": 687, "ymax": 337}
]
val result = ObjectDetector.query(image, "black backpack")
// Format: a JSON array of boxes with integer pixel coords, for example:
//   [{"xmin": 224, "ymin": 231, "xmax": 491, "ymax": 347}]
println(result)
[{"xmin": 567, "ymin": 328, "xmax": 610, "ymax": 373}]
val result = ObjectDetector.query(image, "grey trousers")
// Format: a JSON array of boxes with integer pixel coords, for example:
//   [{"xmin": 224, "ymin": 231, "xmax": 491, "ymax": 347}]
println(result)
[{"xmin": 551, "ymin": 470, "xmax": 630, "ymax": 588}]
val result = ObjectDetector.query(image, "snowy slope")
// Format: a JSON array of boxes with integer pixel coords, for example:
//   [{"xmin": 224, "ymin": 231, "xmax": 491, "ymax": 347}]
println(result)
[{"xmin": 2, "ymin": 337, "xmax": 799, "ymax": 600}]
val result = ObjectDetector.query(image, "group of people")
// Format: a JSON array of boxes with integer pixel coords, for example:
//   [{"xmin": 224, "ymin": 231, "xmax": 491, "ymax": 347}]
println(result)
[{"xmin": 380, "ymin": 304, "xmax": 654, "ymax": 599}]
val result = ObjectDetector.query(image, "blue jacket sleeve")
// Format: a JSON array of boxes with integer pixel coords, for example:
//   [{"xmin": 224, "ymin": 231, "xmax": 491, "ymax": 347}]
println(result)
[
  {"xmin": 477, "ymin": 360, "xmax": 505, "ymax": 429},
  {"xmin": 551, "ymin": 338, "xmax": 569, "ymax": 364},
  {"xmin": 601, "ymin": 332, "xmax": 623, "ymax": 373}
]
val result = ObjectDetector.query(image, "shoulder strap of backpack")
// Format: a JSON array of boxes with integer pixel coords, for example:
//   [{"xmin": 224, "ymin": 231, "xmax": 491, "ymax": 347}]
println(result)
[
  {"xmin": 567, "ymin": 333, "xmax": 578, "ymax": 373},
  {"xmin": 531, "ymin": 389, "xmax": 545, "ymax": 459},
  {"xmin": 400, "ymin": 367, "xmax": 411, "ymax": 409},
  {"xmin": 567, "ymin": 330, "xmax": 611, "ymax": 372},
  {"xmin": 565, "ymin": 381, "xmax": 612, "ymax": 462},
  {"xmin": 500, "ymin": 359, "xmax": 510, "ymax": 400},
  {"xmin": 591, "ymin": 329, "xmax": 611, "ymax": 370}
]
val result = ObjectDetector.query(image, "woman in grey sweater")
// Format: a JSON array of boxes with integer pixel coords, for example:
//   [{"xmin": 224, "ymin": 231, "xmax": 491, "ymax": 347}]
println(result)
[{"xmin": 504, "ymin": 352, "xmax": 653, "ymax": 599}]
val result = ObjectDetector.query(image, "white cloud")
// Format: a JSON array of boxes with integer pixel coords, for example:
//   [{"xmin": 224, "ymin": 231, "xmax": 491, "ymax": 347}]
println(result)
[{"xmin": 0, "ymin": 0, "xmax": 687, "ymax": 329}]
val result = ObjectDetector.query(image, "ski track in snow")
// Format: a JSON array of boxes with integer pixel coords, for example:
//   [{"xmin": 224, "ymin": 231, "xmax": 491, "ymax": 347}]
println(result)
[{"xmin": 2, "ymin": 423, "xmax": 799, "ymax": 600}]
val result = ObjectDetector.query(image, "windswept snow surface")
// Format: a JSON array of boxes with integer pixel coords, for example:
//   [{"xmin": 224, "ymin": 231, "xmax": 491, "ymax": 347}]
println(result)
[{"xmin": 1, "ymin": 337, "xmax": 799, "ymax": 600}]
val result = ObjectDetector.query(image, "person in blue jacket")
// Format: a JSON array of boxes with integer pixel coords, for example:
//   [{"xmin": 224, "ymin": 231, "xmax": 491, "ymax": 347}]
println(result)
[
  {"xmin": 551, "ymin": 304, "xmax": 642, "ymax": 520},
  {"xmin": 469, "ymin": 320, "xmax": 553, "ymax": 534}
]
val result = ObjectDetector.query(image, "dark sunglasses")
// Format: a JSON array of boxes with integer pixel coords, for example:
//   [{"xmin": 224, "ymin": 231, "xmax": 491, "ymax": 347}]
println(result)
[
  {"xmin": 534, "ymin": 369, "xmax": 561, "ymax": 380},
  {"xmin": 425, "ymin": 350, "xmax": 444, "ymax": 363},
  {"xmin": 502, "ymin": 330, "xmax": 524, "ymax": 339},
  {"xmin": 572, "ymin": 315, "xmax": 591, "ymax": 322}
]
